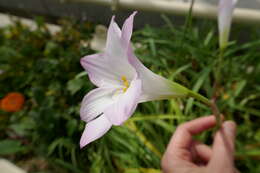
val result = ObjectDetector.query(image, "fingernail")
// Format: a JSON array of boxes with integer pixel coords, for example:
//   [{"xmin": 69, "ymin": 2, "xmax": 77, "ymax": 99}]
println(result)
[{"xmin": 223, "ymin": 121, "xmax": 236, "ymax": 139}]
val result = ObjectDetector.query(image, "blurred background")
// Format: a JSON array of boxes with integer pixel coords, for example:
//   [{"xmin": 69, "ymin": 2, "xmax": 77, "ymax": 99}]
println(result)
[
  {"xmin": 0, "ymin": 0, "xmax": 260, "ymax": 173},
  {"xmin": 1, "ymin": 0, "xmax": 260, "ymax": 26}
]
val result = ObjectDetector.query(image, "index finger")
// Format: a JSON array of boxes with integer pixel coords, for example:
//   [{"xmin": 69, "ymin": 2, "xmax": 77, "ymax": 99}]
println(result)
[{"xmin": 168, "ymin": 116, "xmax": 216, "ymax": 151}]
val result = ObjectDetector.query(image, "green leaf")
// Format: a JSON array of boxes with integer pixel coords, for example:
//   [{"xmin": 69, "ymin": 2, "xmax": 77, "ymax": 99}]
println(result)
[
  {"xmin": 67, "ymin": 78, "xmax": 85, "ymax": 95},
  {"xmin": 185, "ymin": 67, "xmax": 211, "ymax": 114},
  {"xmin": 234, "ymin": 80, "xmax": 246, "ymax": 97},
  {"xmin": 54, "ymin": 159, "xmax": 83, "ymax": 173},
  {"xmin": 44, "ymin": 41, "xmax": 58, "ymax": 56},
  {"xmin": 0, "ymin": 140, "xmax": 25, "ymax": 155},
  {"xmin": 75, "ymin": 71, "xmax": 87, "ymax": 79}
]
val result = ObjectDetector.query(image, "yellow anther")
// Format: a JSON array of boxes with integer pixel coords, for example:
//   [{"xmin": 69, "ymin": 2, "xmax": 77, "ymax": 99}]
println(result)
[{"xmin": 121, "ymin": 76, "xmax": 129, "ymax": 92}]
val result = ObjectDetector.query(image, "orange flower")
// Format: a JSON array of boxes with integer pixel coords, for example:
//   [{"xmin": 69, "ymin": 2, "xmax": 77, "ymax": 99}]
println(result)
[{"xmin": 0, "ymin": 92, "xmax": 25, "ymax": 112}]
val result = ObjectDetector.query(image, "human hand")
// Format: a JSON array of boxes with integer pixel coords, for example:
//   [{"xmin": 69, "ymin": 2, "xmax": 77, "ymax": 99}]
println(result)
[{"xmin": 161, "ymin": 116, "xmax": 237, "ymax": 173}]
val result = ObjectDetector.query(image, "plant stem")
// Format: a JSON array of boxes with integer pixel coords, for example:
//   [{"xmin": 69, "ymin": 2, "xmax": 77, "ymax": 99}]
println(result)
[
  {"xmin": 188, "ymin": 90, "xmax": 222, "ymax": 128},
  {"xmin": 188, "ymin": 90, "xmax": 211, "ymax": 106},
  {"xmin": 210, "ymin": 46, "xmax": 226, "ymax": 128},
  {"xmin": 216, "ymin": 48, "xmax": 225, "ymax": 84},
  {"xmin": 210, "ymin": 99, "xmax": 222, "ymax": 129}
]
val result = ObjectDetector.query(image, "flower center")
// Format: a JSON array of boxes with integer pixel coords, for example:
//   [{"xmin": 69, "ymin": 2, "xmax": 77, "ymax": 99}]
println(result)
[{"xmin": 121, "ymin": 76, "xmax": 129, "ymax": 92}]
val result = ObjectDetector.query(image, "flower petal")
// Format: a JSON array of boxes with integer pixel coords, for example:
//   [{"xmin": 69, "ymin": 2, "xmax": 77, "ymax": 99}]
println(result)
[
  {"xmin": 218, "ymin": 0, "xmax": 237, "ymax": 49},
  {"xmin": 80, "ymin": 87, "xmax": 116, "ymax": 122},
  {"xmin": 81, "ymin": 14, "xmax": 137, "ymax": 88},
  {"xmin": 106, "ymin": 16, "xmax": 123, "ymax": 56},
  {"xmin": 121, "ymin": 11, "xmax": 137, "ymax": 49},
  {"xmin": 104, "ymin": 78, "xmax": 142, "ymax": 125},
  {"xmin": 81, "ymin": 53, "xmax": 135, "ymax": 87},
  {"xmin": 80, "ymin": 115, "xmax": 112, "ymax": 148},
  {"xmin": 127, "ymin": 47, "xmax": 189, "ymax": 102}
]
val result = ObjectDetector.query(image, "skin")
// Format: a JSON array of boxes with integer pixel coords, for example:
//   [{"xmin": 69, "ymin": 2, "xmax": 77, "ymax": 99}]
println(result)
[{"xmin": 161, "ymin": 115, "xmax": 238, "ymax": 173}]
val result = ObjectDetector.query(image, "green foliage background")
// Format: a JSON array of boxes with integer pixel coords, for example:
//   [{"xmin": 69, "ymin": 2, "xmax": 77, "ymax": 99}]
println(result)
[{"xmin": 0, "ymin": 15, "xmax": 259, "ymax": 173}]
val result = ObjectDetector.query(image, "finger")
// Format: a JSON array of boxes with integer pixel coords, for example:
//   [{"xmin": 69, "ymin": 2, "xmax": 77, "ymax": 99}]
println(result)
[
  {"xmin": 191, "ymin": 140, "xmax": 212, "ymax": 163},
  {"xmin": 163, "ymin": 116, "xmax": 216, "ymax": 164},
  {"xmin": 235, "ymin": 168, "xmax": 241, "ymax": 173},
  {"xmin": 169, "ymin": 116, "xmax": 216, "ymax": 150},
  {"xmin": 208, "ymin": 121, "xmax": 236, "ymax": 171}
]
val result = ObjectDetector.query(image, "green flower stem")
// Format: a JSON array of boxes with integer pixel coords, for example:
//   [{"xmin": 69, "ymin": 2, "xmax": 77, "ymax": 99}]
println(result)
[
  {"xmin": 219, "ymin": 29, "xmax": 229, "ymax": 51},
  {"xmin": 211, "ymin": 44, "xmax": 226, "ymax": 129},
  {"xmin": 170, "ymin": 80, "xmax": 222, "ymax": 128},
  {"xmin": 188, "ymin": 90, "xmax": 222, "ymax": 129},
  {"xmin": 188, "ymin": 90, "xmax": 211, "ymax": 106},
  {"xmin": 216, "ymin": 48, "xmax": 225, "ymax": 83}
]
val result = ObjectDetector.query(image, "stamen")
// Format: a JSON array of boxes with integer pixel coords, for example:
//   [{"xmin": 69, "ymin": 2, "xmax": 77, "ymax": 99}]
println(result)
[{"xmin": 121, "ymin": 76, "xmax": 129, "ymax": 92}]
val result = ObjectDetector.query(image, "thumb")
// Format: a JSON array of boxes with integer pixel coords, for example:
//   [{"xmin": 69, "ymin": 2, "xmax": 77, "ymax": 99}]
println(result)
[{"xmin": 208, "ymin": 121, "xmax": 236, "ymax": 172}]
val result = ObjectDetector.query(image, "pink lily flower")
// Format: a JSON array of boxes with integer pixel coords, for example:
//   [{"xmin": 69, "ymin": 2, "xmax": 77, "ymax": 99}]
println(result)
[
  {"xmin": 79, "ymin": 12, "xmax": 190, "ymax": 148},
  {"xmin": 218, "ymin": 0, "xmax": 237, "ymax": 50}
]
